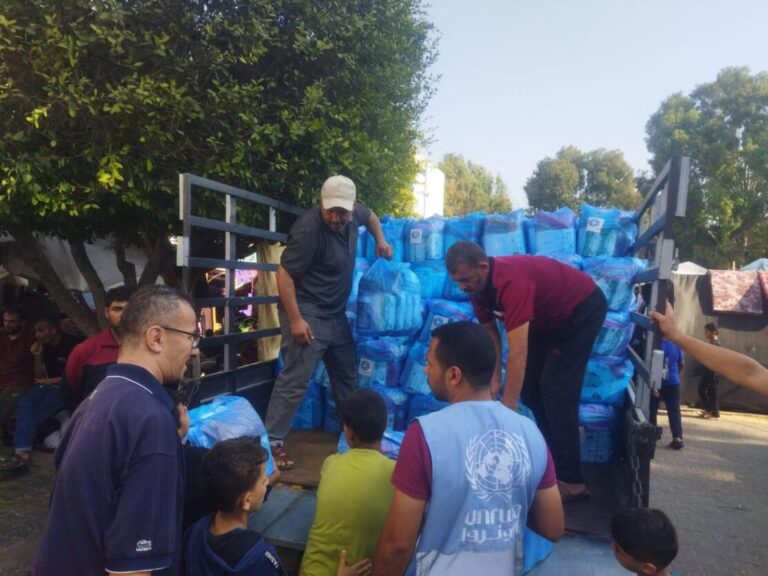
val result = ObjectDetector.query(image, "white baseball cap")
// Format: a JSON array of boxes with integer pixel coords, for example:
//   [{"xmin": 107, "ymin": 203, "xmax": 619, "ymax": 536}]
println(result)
[{"xmin": 321, "ymin": 175, "xmax": 356, "ymax": 211}]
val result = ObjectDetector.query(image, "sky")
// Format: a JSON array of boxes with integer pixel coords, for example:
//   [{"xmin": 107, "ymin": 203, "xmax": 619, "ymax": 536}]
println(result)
[{"xmin": 422, "ymin": 0, "xmax": 768, "ymax": 208}]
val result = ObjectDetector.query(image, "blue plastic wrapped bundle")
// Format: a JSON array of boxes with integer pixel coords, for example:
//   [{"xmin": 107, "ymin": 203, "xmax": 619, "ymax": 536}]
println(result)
[
  {"xmin": 356, "ymin": 226, "xmax": 368, "ymax": 258},
  {"xmin": 592, "ymin": 311, "xmax": 633, "ymax": 357},
  {"xmin": 442, "ymin": 276, "xmax": 470, "ymax": 301},
  {"xmin": 366, "ymin": 217, "xmax": 406, "ymax": 262},
  {"xmin": 309, "ymin": 360, "xmax": 330, "ymax": 388},
  {"xmin": 292, "ymin": 379, "xmax": 325, "ymax": 429},
  {"xmin": 523, "ymin": 527, "xmax": 555, "ymax": 573},
  {"xmin": 349, "ymin": 258, "xmax": 370, "ymax": 302},
  {"xmin": 581, "ymin": 355, "xmax": 633, "ymax": 406},
  {"xmin": 407, "ymin": 393, "xmax": 449, "ymax": 421},
  {"xmin": 405, "ymin": 217, "xmax": 445, "ymax": 262},
  {"xmin": 411, "ymin": 261, "xmax": 449, "ymax": 300},
  {"xmin": 482, "ymin": 210, "xmax": 526, "ymax": 256},
  {"xmin": 187, "ymin": 395, "xmax": 275, "ymax": 476},
  {"xmin": 583, "ymin": 257, "xmax": 647, "ymax": 311},
  {"xmin": 356, "ymin": 259, "xmax": 423, "ymax": 337},
  {"xmin": 370, "ymin": 385, "xmax": 411, "ymax": 431},
  {"xmin": 356, "ymin": 337, "xmax": 409, "ymax": 389},
  {"xmin": 579, "ymin": 403, "xmax": 620, "ymax": 464},
  {"xmin": 445, "ymin": 212, "xmax": 484, "ymax": 252},
  {"xmin": 577, "ymin": 204, "xmax": 621, "ymax": 257},
  {"xmin": 400, "ymin": 341, "xmax": 430, "ymax": 396},
  {"xmin": 615, "ymin": 210, "xmax": 638, "ymax": 256},
  {"xmin": 324, "ymin": 394, "xmax": 343, "ymax": 435},
  {"xmin": 541, "ymin": 252, "xmax": 583, "ymax": 270},
  {"xmin": 418, "ymin": 299, "xmax": 475, "ymax": 342},
  {"xmin": 337, "ymin": 428, "xmax": 405, "ymax": 460},
  {"xmin": 526, "ymin": 207, "xmax": 577, "ymax": 255}
]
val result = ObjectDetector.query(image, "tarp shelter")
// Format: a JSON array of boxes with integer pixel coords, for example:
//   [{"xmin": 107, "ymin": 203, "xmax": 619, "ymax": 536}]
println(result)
[
  {"xmin": 740, "ymin": 258, "xmax": 768, "ymax": 271},
  {"xmin": 671, "ymin": 266, "xmax": 768, "ymax": 413}
]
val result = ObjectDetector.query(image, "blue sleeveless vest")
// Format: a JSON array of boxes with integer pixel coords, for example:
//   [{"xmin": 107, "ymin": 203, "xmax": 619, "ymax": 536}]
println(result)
[{"xmin": 409, "ymin": 401, "xmax": 548, "ymax": 576}]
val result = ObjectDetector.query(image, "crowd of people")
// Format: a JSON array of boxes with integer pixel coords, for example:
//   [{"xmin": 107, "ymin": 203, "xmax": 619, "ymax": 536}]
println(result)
[{"xmin": 3, "ymin": 174, "xmax": 768, "ymax": 575}]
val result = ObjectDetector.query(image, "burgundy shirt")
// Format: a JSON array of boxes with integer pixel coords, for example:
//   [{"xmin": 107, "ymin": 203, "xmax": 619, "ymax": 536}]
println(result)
[
  {"xmin": 0, "ymin": 327, "xmax": 35, "ymax": 388},
  {"xmin": 63, "ymin": 328, "xmax": 119, "ymax": 400},
  {"xmin": 472, "ymin": 256, "xmax": 596, "ymax": 334},
  {"xmin": 392, "ymin": 420, "xmax": 557, "ymax": 501}
]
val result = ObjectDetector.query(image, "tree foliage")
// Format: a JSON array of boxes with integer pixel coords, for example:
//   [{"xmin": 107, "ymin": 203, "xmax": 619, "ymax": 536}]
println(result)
[
  {"xmin": 0, "ymin": 0, "xmax": 437, "ymax": 331},
  {"xmin": 524, "ymin": 146, "xmax": 641, "ymax": 212},
  {"xmin": 439, "ymin": 153, "xmax": 512, "ymax": 217},
  {"xmin": 645, "ymin": 67, "xmax": 768, "ymax": 268}
]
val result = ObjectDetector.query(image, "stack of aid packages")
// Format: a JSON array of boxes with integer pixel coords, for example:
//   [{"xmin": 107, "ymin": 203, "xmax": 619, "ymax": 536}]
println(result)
[{"xmin": 290, "ymin": 205, "xmax": 642, "ymax": 451}]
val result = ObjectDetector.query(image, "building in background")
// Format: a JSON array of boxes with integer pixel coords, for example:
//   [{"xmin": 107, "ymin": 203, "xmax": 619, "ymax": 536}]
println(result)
[{"xmin": 412, "ymin": 154, "xmax": 445, "ymax": 217}]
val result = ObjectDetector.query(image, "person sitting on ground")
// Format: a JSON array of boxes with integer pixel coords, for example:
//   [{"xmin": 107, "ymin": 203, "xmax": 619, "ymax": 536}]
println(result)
[
  {"xmin": 651, "ymin": 303, "xmax": 768, "ymax": 399},
  {"xmin": 301, "ymin": 389, "xmax": 391, "ymax": 576},
  {"xmin": 611, "ymin": 508, "xmax": 679, "ymax": 576},
  {"xmin": 4, "ymin": 316, "xmax": 78, "ymax": 466},
  {"xmin": 649, "ymin": 338, "xmax": 685, "ymax": 450},
  {"xmin": 183, "ymin": 436, "xmax": 288, "ymax": 575}
]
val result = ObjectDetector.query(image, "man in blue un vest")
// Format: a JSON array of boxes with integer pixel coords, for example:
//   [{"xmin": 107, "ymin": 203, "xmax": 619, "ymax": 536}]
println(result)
[{"xmin": 374, "ymin": 321, "xmax": 564, "ymax": 576}]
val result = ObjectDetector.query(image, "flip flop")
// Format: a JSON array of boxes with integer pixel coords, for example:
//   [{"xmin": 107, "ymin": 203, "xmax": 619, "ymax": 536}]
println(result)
[{"xmin": 271, "ymin": 443, "xmax": 295, "ymax": 471}]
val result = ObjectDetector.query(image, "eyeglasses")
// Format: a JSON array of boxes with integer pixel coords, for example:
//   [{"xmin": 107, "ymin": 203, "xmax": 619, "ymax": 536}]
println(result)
[{"xmin": 160, "ymin": 325, "xmax": 202, "ymax": 348}]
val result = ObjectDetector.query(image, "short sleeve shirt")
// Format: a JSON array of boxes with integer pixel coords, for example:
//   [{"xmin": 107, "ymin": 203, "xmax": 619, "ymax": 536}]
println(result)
[
  {"xmin": 661, "ymin": 340, "xmax": 684, "ymax": 385},
  {"xmin": 472, "ymin": 256, "xmax": 597, "ymax": 334},
  {"xmin": 280, "ymin": 203, "xmax": 371, "ymax": 318}
]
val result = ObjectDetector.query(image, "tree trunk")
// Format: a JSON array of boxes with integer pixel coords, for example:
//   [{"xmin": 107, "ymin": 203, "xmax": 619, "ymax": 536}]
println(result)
[
  {"xmin": 139, "ymin": 235, "xmax": 179, "ymax": 287},
  {"xmin": 6, "ymin": 225, "xmax": 99, "ymax": 335},
  {"xmin": 255, "ymin": 240, "xmax": 284, "ymax": 361},
  {"xmin": 114, "ymin": 233, "xmax": 138, "ymax": 290},
  {"xmin": 69, "ymin": 240, "xmax": 107, "ymax": 329}
]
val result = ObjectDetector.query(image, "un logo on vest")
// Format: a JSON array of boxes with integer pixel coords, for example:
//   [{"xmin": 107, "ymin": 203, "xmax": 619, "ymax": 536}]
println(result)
[{"xmin": 465, "ymin": 430, "xmax": 532, "ymax": 503}]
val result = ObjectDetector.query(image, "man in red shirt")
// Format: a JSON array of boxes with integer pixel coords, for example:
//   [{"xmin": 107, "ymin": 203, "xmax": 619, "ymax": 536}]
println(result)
[
  {"xmin": 446, "ymin": 242, "xmax": 607, "ymax": 501},
  {"xmin": 0, "ymin": 307, "xmax": 35, "ymax": 435}
]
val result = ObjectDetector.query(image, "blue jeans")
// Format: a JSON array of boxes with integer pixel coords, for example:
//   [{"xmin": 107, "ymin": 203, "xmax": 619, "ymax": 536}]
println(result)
[
  {"xmin": 650, "ymin": 384, "xmax": 683, "ymax": 439},
  {"xmin": 14, "ymin": 385, "xmax": 67, "ymax": 453}
]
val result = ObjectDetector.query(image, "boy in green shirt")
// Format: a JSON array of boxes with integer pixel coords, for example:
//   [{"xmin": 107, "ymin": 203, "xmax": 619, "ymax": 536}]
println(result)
[{"xmin": 301, "ymin": 390, "xmax": 395, "ymax": 576}]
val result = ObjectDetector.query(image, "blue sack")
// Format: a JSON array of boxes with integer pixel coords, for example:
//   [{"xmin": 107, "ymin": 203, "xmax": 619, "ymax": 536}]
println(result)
[
  {"xmin": 442, "ymin": 275, "xmax": 470, "ymax": 301},
  {"xmin": 370, "ymin": 385, "xmax": 411, "ymax": 431},
  {"xmin": 366, "ymin": 217, "xmax": 406, "ymax": 262},
  {"xmin": 187, "ymin": 395, "xmax": 275, "ymax": 476},
  {"xmin": 337, "ymin": 428, "xmax": 405, "ymax": 460},
  {"xmin": 541, "ymin": 251, "xmax": 583, "ymax": 270},
  {"xmin": 592, "ymin": 311, "xmax": 633, "ymax": 357},
  {"xmin": 292, "ymin": 379, "xmax": 325, "ymax": 430},
  {"xmin": 406, "ymin": 393, "xmax": 449, "ymax": 421},
  {"xmin": 579, "ymin": 403, "xmax": 620, "ymax": 463},
  {"xmin": 445, "ymin": 212, "xmax": 484, "ymax": 252},
  {"xmin": 324, "ymin": 394, "xmax": 342, "ymax": 435},
  {"xmin": 523, "ymin": 527, "xmax": 555, "ymax": 573},
  {"xmin": 583, "ymin": 257, "xmax": 647, "ymax": 311},
  {"xmin": 615, "ymin": 210, "xmax": 638, "ymax": 256},
  {"xmin": 356, "ymin": 259, "xmax": 423, "ymax": 337},
  {"xmin": 356, "ymin": 226, "xmax": 368, "ymax": 258},
  {"xmin": 400, "ymin": 341, "xmax": 431, "ymax": 396},
  {"xmin": 405, "ymin": 217, "xmax": 446, "ymax": 262},
  {"xmin": 526, "ymin": 207, "xmax": 577, "ymax": 255},
  {"xmin": 357, "ymin": 337, "xmax": 409, "ymax": 389},
  {"xmin": 482, "ymin": 210, "xmax": 526, "ymax": 256},
  {"xmin": 581, "ymin": 356, "xmax": 633, "ymax": 406},
  {"xmin": 577, "ymin": 204, "xmax": 621, "ymax": 257},
  {"xmin": 418, "ymin": 299, "xmax": 475, "ymax": 342},
  {"xmin": 411, "ymin": 261, "xmax": 449, "ymax": 300}
]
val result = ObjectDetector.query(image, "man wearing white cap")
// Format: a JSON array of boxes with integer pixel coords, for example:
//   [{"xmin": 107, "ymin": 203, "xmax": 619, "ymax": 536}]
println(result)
[{"xmin": 266, "ymin": 175, "xmax": 392, "ymax": 470}]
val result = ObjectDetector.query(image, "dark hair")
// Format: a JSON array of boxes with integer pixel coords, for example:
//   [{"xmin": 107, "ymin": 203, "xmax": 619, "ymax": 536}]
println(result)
[
  {"xmin": 611, "ymin": 508, "xmax": 678, "ymax": 569},
  {"xmin": 202, "ymin": 436, "xmax": 267, "ymax": 513},
  {"xmin": 119, "ymin": 285, "xmax": 195, "ymax": 344},
  {"xmin": 33, "ymin": 316, "xmax": 59, "ymax": 329},
  {"xmin": 704, "ymin": 322, "xmax": 718, "ymax": 334},
  {"xmin": 105, "ymin": 285, "xmax": 135, "ymax": 307},
  {"xmin": 2, "ymin": 305, "xmax": 24, "ymax": 320},
  {"xmin": 431, "ymin": 321, "xmax": 496, "ymax": 390},
  {"xmin": 341, "ymin": 389, "xmax": 388, "ymax": 443},
  {"xmin": 445, "ymin": 241, "xmax": 488, "ymax": 274}
]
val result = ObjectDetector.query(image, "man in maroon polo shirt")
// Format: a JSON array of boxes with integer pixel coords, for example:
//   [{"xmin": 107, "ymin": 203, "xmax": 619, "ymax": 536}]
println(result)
[{"xmin": 446, "ymin": 241, "xmax": 607, "ymax": 501}]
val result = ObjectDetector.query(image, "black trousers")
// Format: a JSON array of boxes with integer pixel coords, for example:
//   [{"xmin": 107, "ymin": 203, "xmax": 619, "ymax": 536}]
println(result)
[
  {"xmin": 521, "ymin": 288, "xmax": 608, "ymax": 484},
  {"xmin": 698, "ymin": 375, "xmax": 720, "ymax": 416}
]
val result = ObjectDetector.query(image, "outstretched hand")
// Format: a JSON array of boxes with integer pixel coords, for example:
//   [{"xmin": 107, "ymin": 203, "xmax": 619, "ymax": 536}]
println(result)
[
  {"xmin": 649, "ymin": 302, "xmax": 681, "ymax": 341},
  {"xmin": 337, "ymin": 550, "xmax": 373, "ymax": 576}
]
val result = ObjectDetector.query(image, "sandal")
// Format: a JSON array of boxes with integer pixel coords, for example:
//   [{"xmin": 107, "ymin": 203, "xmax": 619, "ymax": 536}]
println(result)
[
  {"xmin": 271, "ymin": 443, "xmax": 295, "ymax": 471},
  {"xmin": 558, "ymin": 481, "xmax": 591, "ymax": 503},
  {"xmin": 0, "ymin": 455, "xmax": 28, "ymax": 472}
]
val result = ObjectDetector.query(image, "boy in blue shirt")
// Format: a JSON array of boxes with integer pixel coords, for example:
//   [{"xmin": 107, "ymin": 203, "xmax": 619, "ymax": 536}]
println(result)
[{"xmin": 650, "ymin": 339, "xmax": 685, "ymax": 449}]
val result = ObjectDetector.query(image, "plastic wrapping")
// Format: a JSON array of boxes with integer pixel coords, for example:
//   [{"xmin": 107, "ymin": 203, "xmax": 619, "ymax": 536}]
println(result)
[
  {"xmin": 525, "ymin": 207, "xmax": 577, "ymax": 255},
  {"xmin": 581, "ymin": 355, "xmax": 633, "ymax": 406},
  {"xmin": 349, "ymin": 258, "xmax": 370, "ymax": 302},
  {"xmin": 405, "ymin": 217, "xmax": 445, "ymax": 262},
  {"xmin": 583, "ymin": 257, "xmax": 647, "ymax": 311},
  {"xmin": 418, "ymin": 299, "xmax": 475, "ymax": 342},
  {"xmin": 292, "ymin": 379, "xmax": 325, "ymax": 429},
  {"xmin": 187, "ymin": 395, "xmax": 275, "ymax": 476},
  {"xmin": 356, "ymin": 226, "xmax": 368, "ymax": 258},
  {"xmin": 482, "ymin": 210, "xmax": 527, "ymax": 256},
  {"xmin": 356, "ymin": 259, "xmax": 423, "ymax": 337},
  {"xmin": 400, "ymin": 341, "xmax": 431, "ymax": 396},
  {"xmin": 541, "ymin": 252, "xmax": 583, "ymax": 270},
  {"xmin": 442, "ymin": 276, "xmax": 470, "ymax": 301},
  {"xmin": 407, "ymin": 393, "xmax": 449, "ymax": 421},
  {"xmin": 337, "ymin": 429, "xmax": 405, "ymax": 460},
  {"xmin": 615, "ymin": 210, "xmax": 638, "ymax": 257},
  {"xmin": 366, "ymin": 217, "xmax": 406, "ymax": 262},
  {"xmin": 577, "ymin": 204, "xmax": 621, "ymax": 257},
  {"xmin": 356, "ymin": 337, "xmax": 409, "ymax": 389},
  {"xmin": 411, "ymin": 261, "xmax": 449, "ymax": 300},
  {"xmin": 444, "ymin": 212, "xmax": 484, "ymax": 252},
  {"xmin": 579, "ymin": 403, "xmax": 620, "ymax": 464},
  {"xmin": 370, "ymin": 385, "xmax": 411, "ymax": 431},
  {"xmin": 592, "ymin": 311, "xmax": 633, "ymax": 357},
  {"xmin": 324, "ymin": 394, "xmax": 342, "ymax": 435}
]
